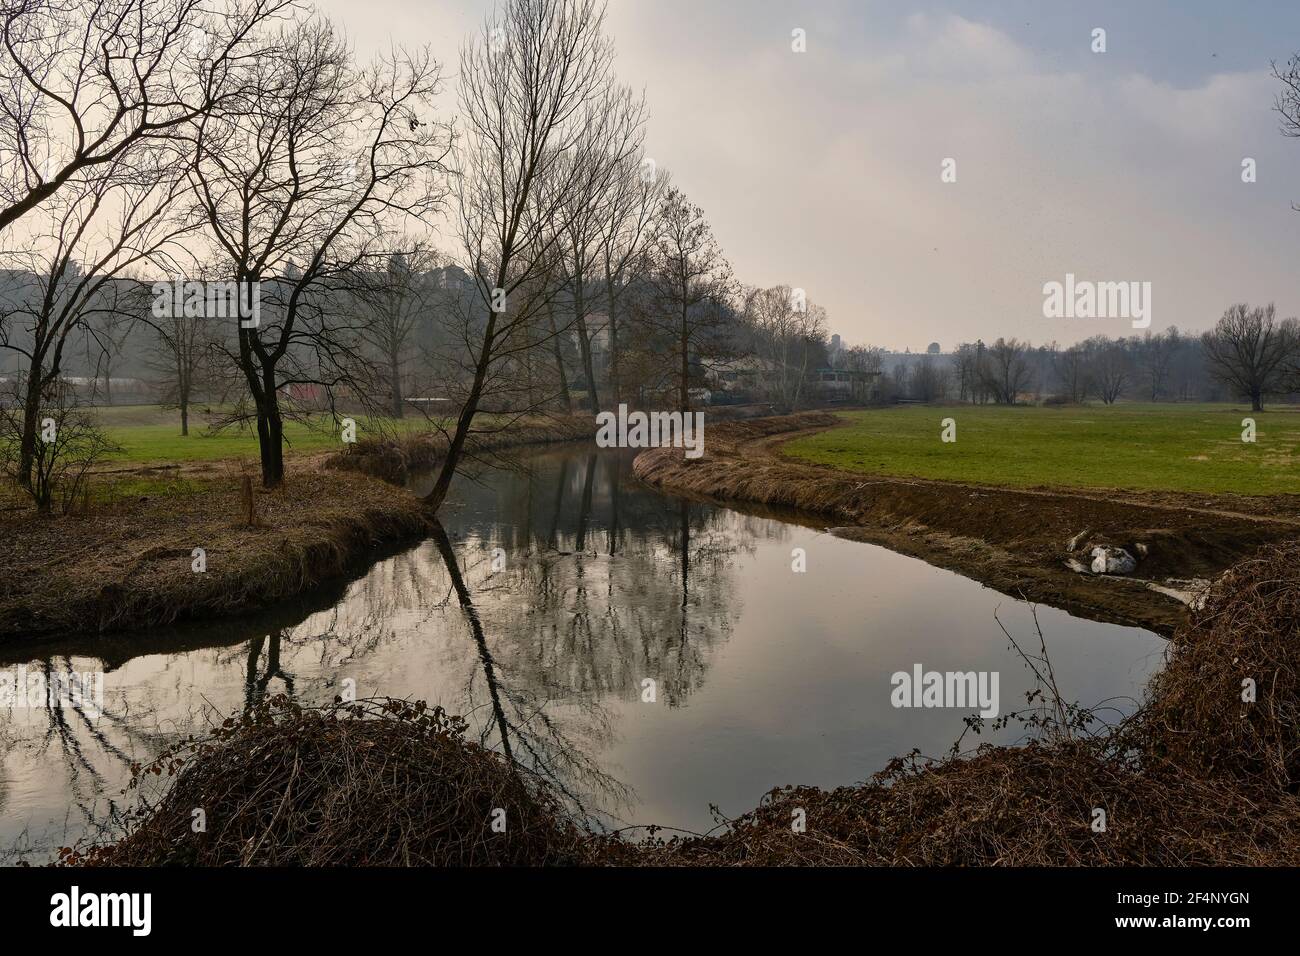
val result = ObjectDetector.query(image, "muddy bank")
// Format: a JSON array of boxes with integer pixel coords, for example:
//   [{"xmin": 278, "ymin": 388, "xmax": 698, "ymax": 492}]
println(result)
[
  {"xmin": 0, "ymin": 415, "xmax": 618, "ymax": 643},
  {"xmin": 0, "ymin": 463, "xmax": 432, "ymax": 642},
  {"xmin": 632, "ymin": 412, "xmax": 1300, "ymax": 634},
  {"xmin": 324, "ymin": 414, "xmax": 596, "ymax": 484}
]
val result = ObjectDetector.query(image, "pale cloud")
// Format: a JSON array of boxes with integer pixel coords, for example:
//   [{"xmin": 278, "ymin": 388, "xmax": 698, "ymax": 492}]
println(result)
[
  {"xmin": 317, "ymin": 0, "xmax": 1300, "ymax": 350},
  {"xmin": 902, "ymin": 12, "xmax": 1036, "ymax": 77}
]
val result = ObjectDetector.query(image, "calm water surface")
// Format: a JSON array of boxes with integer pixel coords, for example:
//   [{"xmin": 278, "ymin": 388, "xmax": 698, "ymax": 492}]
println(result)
[{"xmin": 0, "ymin": 446, "xmax": 1165, "ymax": 860}]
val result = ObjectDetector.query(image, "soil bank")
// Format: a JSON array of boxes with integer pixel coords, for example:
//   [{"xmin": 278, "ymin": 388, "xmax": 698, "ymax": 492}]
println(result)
[
  {"xmin": 0, "ymin": 415, "xmax": 602, "ymax": 642},
  {"xmin": 631, "ymin": 411, "xmax": 1300, "ymax": 634}
]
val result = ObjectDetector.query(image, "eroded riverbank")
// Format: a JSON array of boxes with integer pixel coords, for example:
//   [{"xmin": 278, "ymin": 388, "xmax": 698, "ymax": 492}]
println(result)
[
  {"xmin": 0, "ymin": 416, "xmax": 600, "ymax": 642},
  {"xmin": 0, "ymin": 462, "xmax": 431, "ymax": 641},
  {"xmin": 632, "ymin": 412, "xmax": 1300, "ymax": 634}
]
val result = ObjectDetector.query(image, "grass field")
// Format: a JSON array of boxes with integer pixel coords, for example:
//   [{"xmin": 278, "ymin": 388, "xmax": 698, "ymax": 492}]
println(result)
[
  {"xmin": 94, "ymin": 405, "xmax": 430, "ymax": 464},
  {"xmin": 780, "ymin": 403, "xmax": 1300, "ymax": 496}
]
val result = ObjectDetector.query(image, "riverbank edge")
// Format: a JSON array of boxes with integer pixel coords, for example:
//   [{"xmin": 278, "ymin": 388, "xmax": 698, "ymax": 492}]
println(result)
[
  {"xmin": 631, "ymin": 411, "xmax": 1300, "ymax": 635},
  {"xmin": 0, "ymin": 469, "xmax": 434, "ymax": 643},
  {"xmin": 322, "ymin": 414, "xmax": 597, "ymax": 483},
  {"xmin": 0, "ymin": 416, "xmax": 603, "ymax": 643}
]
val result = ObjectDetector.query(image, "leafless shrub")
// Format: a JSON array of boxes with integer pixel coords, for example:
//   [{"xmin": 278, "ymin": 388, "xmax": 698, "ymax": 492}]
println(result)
[{"xmin": 0, "ymin": 380, "xmax": 117, "ymax": 513}]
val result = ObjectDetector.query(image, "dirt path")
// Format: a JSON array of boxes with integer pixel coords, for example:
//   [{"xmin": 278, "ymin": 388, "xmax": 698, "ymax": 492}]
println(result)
[{"xmin": 634, "ymin": 412, "xmax": 1300, "ymax": 635}]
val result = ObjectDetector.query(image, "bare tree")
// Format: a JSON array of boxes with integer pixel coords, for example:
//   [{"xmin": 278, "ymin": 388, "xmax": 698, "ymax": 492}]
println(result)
[
  {"xmin": 352, "ymin": 243, "xmax": 441, "ymax": 419},
  {"xmin": 910, "ymin": 353, "xmax": 948, "ymax": 403},
  {"xmin": 145, "ymin": 288, "xmax": 219, "ymax": 434},
  {"xmin": 645, "ymin": 186, "xmax": 734, "ymax": 412},
  {"xmin": 1051, "ymin": 342, "xmax": 1091, "ymax": 403},
  {"xmin": 188, "ymin": 14, "xmax": 449, "ymax": 486},
  {"xmin": 0, "ymin": 151, "xmax": 192, "ymax": 489},
  {"xmin": 1086, "ymin": 336, "xmax": 1131, "ymax": 405},
  {"xmin": 981, "ymin": 337, "xmax": 1032, "ymax": 405},
  {"xmin": 422, "ymin": 0, "xmax": 620, "ymax": 512},
  {"xmin": 1201, "ymin": 303, "xmax": 1298, "ymax": 412},
  {"xmin": 81, "ymin": 303, "xmax": 136, "ymax": 404},
  {"xmin": 1136, "ymin": 327, "xmax": 1178, "ymax": 402},
  {"xmin": 599, "ymin": 155, "xmax": 666, "ymax": 406},
  {"xmin": 0, "ymin": 379, "xmax": 117, "ymax": 512},
  {"xmin": 551, "ymin": 82, "xmax": 645, "ymax": 412},
  {"xmin": 1274, "ymin": 53, "xmax": 1300, "ymax": 212},
  {"xmin": 742, "ymin": 284, "xmax": 825, "ymax": 411},
  {"xmin": 0, "ymin": 0, "xmax": 293, "ymax": 233}
]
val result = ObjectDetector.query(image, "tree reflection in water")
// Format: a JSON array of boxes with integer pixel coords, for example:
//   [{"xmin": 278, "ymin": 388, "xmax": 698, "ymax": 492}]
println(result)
[{"xmin": 0, "ymin": 447, "xmax": 786, "ymax": 859}]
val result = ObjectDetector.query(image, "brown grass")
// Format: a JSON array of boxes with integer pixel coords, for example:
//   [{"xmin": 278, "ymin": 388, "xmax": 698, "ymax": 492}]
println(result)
[
  {"xmin": 0, "ymin": 462, "xmax": 431, "ymax": 640},
  {"xmin": 325, "ymin": 415, "xmax": 595, "ymax": 484},
  {"xmin": 73, "ymin": 697, "xmax": 590, "ymax": 866},
  {"xmin": 640, "ymin": 744, "xmax": 1300, "ymax": 866},
  {"xmin": 1136, "ymin": 541, "xmax": 1300, "ymax": 793}
]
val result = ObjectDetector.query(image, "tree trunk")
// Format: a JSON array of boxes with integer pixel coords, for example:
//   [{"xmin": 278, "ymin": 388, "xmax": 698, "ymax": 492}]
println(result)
[
  {"xmin": 547, "ymin": 303, "xmax": 572, "ymax": 413},
  {"xmin": 17, "ymin": 370, "xmax": 42, "ymax": 491},
  {"xmin": 178, "ymin": 367, "xmax": 191, "ymax": 436},
  {"xmin": 425, "ymin": 301, "xmax": 498, "ymax": 512},
  {"xmin": 255, "ymin": 378, "xmax": 285, "ymax": 488},
  {"xmin": 606, "ymin": 265, "xmax": 620, "ymax": 405},
  {"xmin": 390, "ymin": 352, "xmax": 404, "ymax": 418},
  {"xmin": 679, "ymin": 305, "xmax": 690, "ymax": 413},
  {"xmin": 573, "ymin": 281, "xmax": 599, "ymax": 412}
]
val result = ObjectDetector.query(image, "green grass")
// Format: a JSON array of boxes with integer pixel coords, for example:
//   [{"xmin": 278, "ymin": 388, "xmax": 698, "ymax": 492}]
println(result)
[
  {"xmin": 89, "ymin": 475, "xmax": 208, "ymax": 501},
  {"xmin": 781, "ymin": 403, "xmax": 1300, "ymax": 496},
  {"xmin": 94, "ymin": 405, "xmax": 431, "ymax": 464}
]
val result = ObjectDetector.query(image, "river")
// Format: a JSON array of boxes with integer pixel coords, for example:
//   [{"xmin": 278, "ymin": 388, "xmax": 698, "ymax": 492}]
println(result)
[{"xmin": 0, "ymin": 445, "xmax": 1166, "ymax": 861}]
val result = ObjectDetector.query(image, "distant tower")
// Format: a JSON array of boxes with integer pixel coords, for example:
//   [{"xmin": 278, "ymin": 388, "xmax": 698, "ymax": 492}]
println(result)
[{"xmin": 830, "ymin": 334, "xmax": 841, "ymax": 352}]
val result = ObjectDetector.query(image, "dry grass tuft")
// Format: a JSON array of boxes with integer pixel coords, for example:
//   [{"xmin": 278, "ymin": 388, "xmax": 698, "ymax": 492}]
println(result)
[
  {"xmin": 646, "ymin": 743, "xmax": 1300, "ymax": 866},
  {"xmin": 73, "ymin": 696, "xmax": 592, "ymax": 867},
  {"xmin": 0, "ymin": 463, "xmax": 431, "ymax": 639},
  {"xmin": 1136, "ymin": 541, "xmax": 1300, "ymax": 793}
]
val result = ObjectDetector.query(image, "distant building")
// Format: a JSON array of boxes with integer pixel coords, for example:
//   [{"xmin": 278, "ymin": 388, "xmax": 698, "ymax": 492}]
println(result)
[
  {"xmin": 433, "ymin": 265, "xmax": 471, "ymax": 291},
  {"xmin": 813, "ymin": 367, "xmax": 881, "ymax": 403},
  {"xmin": 927, "ymin": 342, "xmax": 941, "ymax": 354},
  {"xmin": 707, "ymin": 355, "xmax": 780, "ymax": 397}
]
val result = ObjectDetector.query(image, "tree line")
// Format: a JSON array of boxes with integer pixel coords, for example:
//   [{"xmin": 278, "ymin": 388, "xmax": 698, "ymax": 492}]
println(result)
[
  {"xmin": 0, "ymin": 0, "xmax": 836, "ymax": 513},
  {"xmin": 864, "ymin": 306, "xmax": 1300, "ymax": 412}
]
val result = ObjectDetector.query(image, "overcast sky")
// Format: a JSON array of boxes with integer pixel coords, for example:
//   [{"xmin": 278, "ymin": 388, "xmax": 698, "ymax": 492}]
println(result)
[{"xmin": 316, "ymin": 0, "xmax": 1300, "ymax": 351}]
